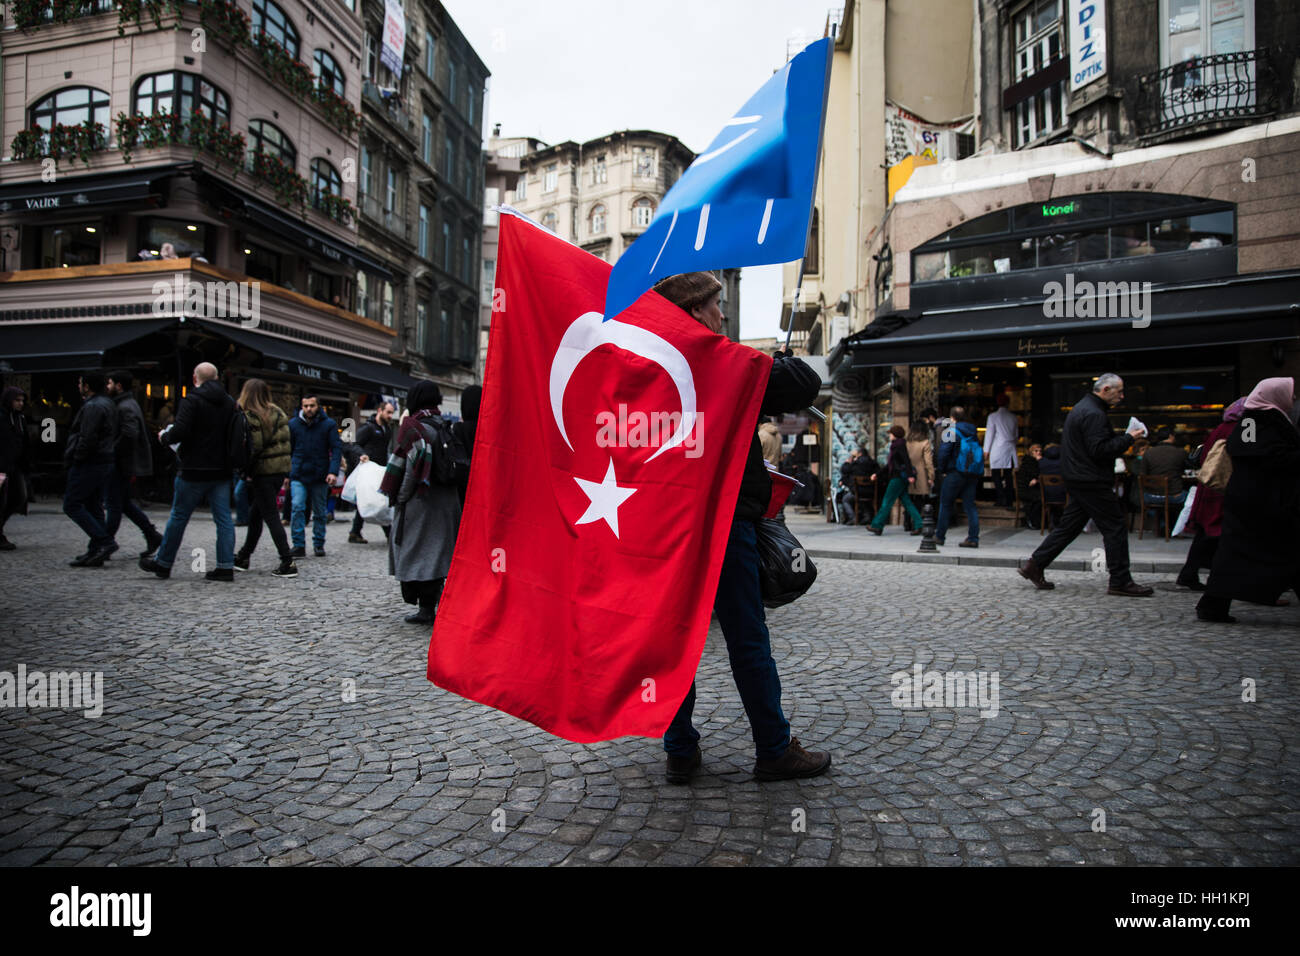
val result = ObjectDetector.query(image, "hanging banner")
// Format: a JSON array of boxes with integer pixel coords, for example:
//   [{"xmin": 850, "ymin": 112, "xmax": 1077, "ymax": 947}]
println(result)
[
  {"xmin": 1069, "ymin": 0, "xmax": 1107, "ymax": 91},
  {"xmin": 381, "ymin": 0, "xmax": 406, "ymax": 79}
]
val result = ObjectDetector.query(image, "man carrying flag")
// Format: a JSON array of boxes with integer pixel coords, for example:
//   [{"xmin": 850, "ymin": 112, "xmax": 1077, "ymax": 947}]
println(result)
[{"xmin": 651, "ymin": 271, "xmax": 829, "ymax": 783}]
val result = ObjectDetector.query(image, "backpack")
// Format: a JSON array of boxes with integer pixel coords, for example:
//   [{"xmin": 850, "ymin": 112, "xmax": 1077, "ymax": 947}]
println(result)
[
  {"xmin": 1197, "ymin": 438, "xmax": 1232, "ymax": 492},
  {"xmin": 956, "ymin": 431, "xmax": 984, "ymax": 476},
  {"xmin": 226, "ymin": 407, "xmax": 254, "ymax": 474},
  {"xmin": 417, "ymin": 417, "xmax": 469, "ymax": 487}
]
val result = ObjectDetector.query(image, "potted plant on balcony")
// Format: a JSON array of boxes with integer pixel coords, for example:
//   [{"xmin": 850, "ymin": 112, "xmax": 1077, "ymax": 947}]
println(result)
[
  {"xmin": 314, "ymin": 190, "xmax": 356, "ymax": 226},
  {"xmin": 198, "ymin": 0, "xmax": 250, "ymax": 50},
  {"xmin": 116, "ymin": 0, "xmax": 180, "ymax": 35},
  {"xmin": 10, "ymin": 119, "xmax": 106, "ymax": 167},
  {"xmin": 251, "ymin": 151, "xmax": 308, "ymax": 207},
  {"xmin": 314, "ymin": 86, "xmax": 361, "ymax": 138},
  {"xmin": 187, "ymin": 110, "xmax": 247, "ymax": 170},
  {"xmin": 254, "ymin": 31, "xmax": 316, "ymax": 101},
  {"xmin": 11, "ymin": 0, "xmax": 102, "ymax": 30}
]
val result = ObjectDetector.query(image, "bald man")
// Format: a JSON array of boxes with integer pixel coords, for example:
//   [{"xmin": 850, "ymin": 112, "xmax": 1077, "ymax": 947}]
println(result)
[{"xmin": 139, "ymin": 363, "xmax": 239, "ymax": 581}]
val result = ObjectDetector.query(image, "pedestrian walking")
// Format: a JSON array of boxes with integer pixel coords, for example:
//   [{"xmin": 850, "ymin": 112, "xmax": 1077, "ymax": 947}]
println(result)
[
  {"xmin": 867, "ymin": 425, "xmax": 923, "ymax": 536},
  {"xmin": 63, "ymin": 372, "xmax": 120, "ymax": 567},
  {"xmin": 451, "ymin": 385, "xmax": 481, "ymax": 508},
  {"xmin": 232, "ymin": 379, "xmax": 297, "ymax": 578},
  {"xmin": 1196, "ymin": 378, "xmax": 1300, "ymax": 622},
  {"xmin": 758, "ymin": 420, "xmax": 782, "ymax": 469},
  {"xmin": 1018, "ymin": 373, "xmax": 1152, "ymax": 596},
  {"xmin": 380, "ymin": 381, "xmax": 462, "ymax": 625},
  {"xmin": 1176, "ymin": 398, "xmax": 1245, "ymax": 590},
  {"xmin": 104, "ymin": 370, "xmax": 164, "ymax": 558},
  {"xmin": 287, "ymin": 394, "xmax": 342, "ymax": 558},
  {"xmin": 0, "ymin": 386, "xmax": 32, "ymax": 551},
  {"xmin": 985, "ymin": 394, "xmax": 1019, "ymax": 506},
  {"xmin": 651, "ymin": 271, "xmax": 831, "ymax": 784},
  {"xmin": 934, "ymin": 406, "xmax": 982, "ymax": 548},
  {"xmin": 345, "ymin": 400, "xmax": 395, "ymax": 543},
  {"xmin": 905, "ymin": 419, "xmax": 934, "ymax": 528},
  {"xmin": 138, "ymin": 363, "xmax": 237, "ymax": 580}
]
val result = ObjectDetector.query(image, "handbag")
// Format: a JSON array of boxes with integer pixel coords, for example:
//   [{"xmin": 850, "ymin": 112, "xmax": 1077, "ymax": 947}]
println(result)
[
  {"xmin": 1198, "ymin": 439, "xmax": 1232, "ymax": 492},
  {"xmin": 755, "ymin": 514, "xmax": 817, "ymax": 609}
]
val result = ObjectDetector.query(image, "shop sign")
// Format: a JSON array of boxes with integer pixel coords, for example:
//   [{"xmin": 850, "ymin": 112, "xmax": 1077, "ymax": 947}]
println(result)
[
  {"xmin": 1069, "ymin": 0, "xmax": 1107, "ymax": 91},
  {"xmin": 1018, "ymin": 337, "xmax": 1070, "ymax": 356}
]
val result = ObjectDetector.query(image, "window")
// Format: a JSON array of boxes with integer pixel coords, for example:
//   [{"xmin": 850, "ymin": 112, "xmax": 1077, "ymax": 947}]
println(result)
[
  {"xmin": 467, "ymin": 85, "xmax": 476, "ymax": 128},
  {"xmin": 481, "ymin": 259, "xmax": 496, "ymax": 305},
  {"xmin": 36, "ymin": 222, "xmax": 101, "ymax": 269},
  {"xmin": 359, "ymin": 144, "xmax": 374, "ymax": 199},
  {"xmin": 416, "ymin": 302, "xmax": 428, "ymax": 354},
  {"xmin": 541, "ymin": 211, "xmax": 558, "ymax": 233},
  {"xmin": 355, "ymin": 270, "xmax": 370, "ymax": 318},
  {"xmin": 424, "ymin": 29, "xmax": 436, "ymax": 78},
  {"xmin": 418, "ymin": 204, "xmax": 431, "ymax": 258},
  {"xmin": 442, "ymin": 221, "xmax": 453, "ymax": 271},
  {"xmin": 386, "ymin": 168, "xmax": 399, "ymax": 214},
  {"xmin": 252, "ymin": 0, "xmax": 300, "ymax": 59},
  {"xmin": 444, "ymin": 135, "xmax": 456, "ymax": 181},
  {"xmin": 592, "ymin": 154, "xmax": 607, "ymax": 185},
  {"xmin": 633, "ymin": 146, "xmax": 656, "ymax": 179},
  {"xmin": 465, "ymin": 148, "xmax": 476, "ymax": 195},
  {"xmin": 462, "ymin": 309, "xmax": 477, "ymax": 364},
  {"xmin": 307, "ymin": 268, "xmax": 338, "ymax": 305},
  {"xmin": 515, "ymin": 174, "xmax": 527, "ymax": 201},
  {"xmin": 30, "ymin": 86, "xmax": 110, "ymax": 132},
  {"xmin": 633, "ymin": 197, "xmax": 654, "ymax": 228},
  {"xmin": 543, "ymin": 163, "xmax": 557, "ymax": 192},
  {"xmin": 462, "ymin": 234, "xmax": 474, "ymax": 284},
  {"xmin": 381, "ymin": 281, "xmax": 395, "ymax": 328},
  {"xmin": 364, "ymin": 33, "xmax": 377, "ymax": 82},
  {"xmin": 310, "ymin": 158, "xmax": 342, "ymax": 207},
  {"xmin": 805, "ymin": 208, "xmax": 819, "ymax": 274},
  {"xmin": 590, "ymin": 204, "xmax": 607, "ymax": 235},
  {"xmin": 1158, "ymin": 0, "xmax": 1256, "ymax": 119},
  {"xmin": 1010, "ymin": 0, "xmax": 1065, "ymax": 147},
  {"xmin": 132, "ymin": 73, "xmax": 231, "ymax": 128},
  {"xmin": 245, "ymin": 245, "xmax": 281, "ymax": 286},
  {"xmin": 439, "ymin": 307, "xmax": 452, "ymax": 356},
  {"xmin": 422, "ymin": 112, "xmax": 434, "ymax": 165},
  {"xmin": 247, "ymin": 119, "xmax": 296, "ymax": 168},
  {"xmin": 139, "ymin": 218, "xmax": 211, "ymax": 260},
  {"xmin": 313, "ymin": 50, "xmax": 345, "ymax": 97},
  {"xmin": 448, "ymin": 59, "xmax": 457, "ymax": 104}
]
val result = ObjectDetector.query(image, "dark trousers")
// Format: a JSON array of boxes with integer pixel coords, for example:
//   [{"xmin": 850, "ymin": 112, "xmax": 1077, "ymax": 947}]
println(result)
[
  {"xmin": 992, "ymin": 468, "xmax": 1014, "ymax": 506},
  {"xmin": 1180, "ymin": 530, "xmax": 1218, "ymax": 581},
  {"xmin": 0, "ymin": 471, "xmax": 26, "ymax": 535},
  {"xmin": 240, "ymin": 473, "xmax": 292, "ymax": 560},
  {"xmin": 104, "ymin": 467, "xmax": 155, "ymax": 541},
  {"xmin": 1031, "ymin": 481, "xmax": 1132, "ymax": 587},
  {"xmin": 664, "ymin": 519, "xmax": 791, "ymax": 761},
  {"xmin": 63, "ymin": 461, "xmax": 115, "ymax": 550},
  {"xmin": 351, "ymin": 512, "xmax": 390, "ymax": 539},
  {"xmin": 937, "ymin": 472, "xmax": 979, "ymax": 544}
]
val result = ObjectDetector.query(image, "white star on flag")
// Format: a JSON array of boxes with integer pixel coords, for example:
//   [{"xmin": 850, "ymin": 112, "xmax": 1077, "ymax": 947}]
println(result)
[{"xmin": 572, "ymin": 459, "xmax": 637, "ymax": 538}]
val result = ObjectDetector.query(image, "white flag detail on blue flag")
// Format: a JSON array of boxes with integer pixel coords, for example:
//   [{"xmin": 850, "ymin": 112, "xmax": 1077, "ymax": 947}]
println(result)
[{"xmin": 603, "ymin": 37, "xmax": 833, "ymax": 321}]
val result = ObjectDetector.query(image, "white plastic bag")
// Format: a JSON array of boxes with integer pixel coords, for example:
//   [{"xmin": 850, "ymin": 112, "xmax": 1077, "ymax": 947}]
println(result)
[
  {"xmin": 341, "ymin": 460, "xmax": 392, "ymax": 526},
  {"xmin": 1171, "ymin": 485, "xmax": 1196, "ymax": 537}
]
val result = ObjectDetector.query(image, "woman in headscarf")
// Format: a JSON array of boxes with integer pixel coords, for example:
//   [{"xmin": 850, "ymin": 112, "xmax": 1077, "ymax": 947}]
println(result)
[
  {"xmin": 1197, "ymin": 378, "xmax": 1300, "ymax": 622},
  {"xmin": 1176, "ymin": 397, "xmax": 1246, "ymax": 590},
  {"xmin": 381, "ymin": 381, "xmax": 461, "ymax": 625},
  {"xmin": 451, "ymin": 384, "xmax": 481, "ymax": 508},
  {"xmin": 0, "ymin": 386, "xmax": 31, "ymax": 550}
]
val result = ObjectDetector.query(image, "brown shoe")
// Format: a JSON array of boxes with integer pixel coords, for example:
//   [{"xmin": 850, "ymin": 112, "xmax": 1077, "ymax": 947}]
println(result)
[
  {"xmin": 1108, "ymin": 581, "xmax": 1154, "ymax": 597},
  {"xmin": 665, "ymin": 747, "xmax": 702, "ymax": 785},
  {"xmin": 1018, "ymin": 559, "xmax": 1055, "ymax": 590},
  {"xmin": 754, "ymin": 737, "xmax": 831, "ymax": 781}
]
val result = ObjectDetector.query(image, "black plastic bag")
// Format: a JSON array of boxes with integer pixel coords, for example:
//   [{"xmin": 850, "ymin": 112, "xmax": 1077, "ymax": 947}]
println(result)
[{"xmin": 755, "ymin": 515, "xmax": 817, "ymax": 609}]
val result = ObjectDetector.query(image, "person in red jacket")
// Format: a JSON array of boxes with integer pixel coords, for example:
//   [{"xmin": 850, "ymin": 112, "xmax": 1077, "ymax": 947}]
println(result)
[
  {"xmin": 651, "ymin": 271, "xmax": 832, "ymax": 785},
  {"xmin": 1176, "ymin": 397, "xmax": 1245, "ymax": 590}
]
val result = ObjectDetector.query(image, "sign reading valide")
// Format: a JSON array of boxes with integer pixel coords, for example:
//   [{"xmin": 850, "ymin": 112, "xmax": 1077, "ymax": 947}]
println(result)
[{"xmin": 1069, "ymin": 0, "xmax": 1107, "ymax": 91}]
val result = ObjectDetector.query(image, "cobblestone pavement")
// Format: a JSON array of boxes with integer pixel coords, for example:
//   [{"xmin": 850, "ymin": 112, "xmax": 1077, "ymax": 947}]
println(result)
[{"xmin": 1, "ymin": 509, "xmax": 1297, "ymax": 866}]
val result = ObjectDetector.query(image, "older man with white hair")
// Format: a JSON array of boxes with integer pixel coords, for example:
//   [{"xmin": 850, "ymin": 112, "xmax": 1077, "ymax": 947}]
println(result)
[
  {"xmin": 139, "ymin": 363, "xmax": 239, "ymax": 581},
  {"xmin": 1019, "ymin": 373, "xmax": 1152, "ymax": 596}
]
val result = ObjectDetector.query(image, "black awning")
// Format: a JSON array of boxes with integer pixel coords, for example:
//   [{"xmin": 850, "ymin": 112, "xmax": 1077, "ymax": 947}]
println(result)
[
  {"xmin": 0, "ymin": 165, "xmax": 181, "ymax": 215},
  {"xmin": 197, "ymin": 320, "xmax": 415, "ymax": 394},
  {"xmin": 841, "ymin": 270, "xmax": 1300, "ymax": 368},
  {"xmin": 0, "ymin": 318, "xmax": 174, "ymax": 372}
]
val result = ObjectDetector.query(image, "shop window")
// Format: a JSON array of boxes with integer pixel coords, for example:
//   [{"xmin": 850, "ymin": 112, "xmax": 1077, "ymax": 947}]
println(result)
[
  {"xmin": 139, "ymin": 218, "xmax": 210, "ymax": 260},
  {"xmin": 307, "ymin": 268, "xmax": 339, "ymax": 305},
  {"xmin": 36, "ymin": 222, "xmax": 100, "ymax": 269},
  {"xmin": 1149, "ymin": 209, "xmax": 1235, "ymax": 253},
  {"xmin": 245, "ymin": 245, "xmax": 280, "ymax": 285},
  {"xmin": 30, "ymin": 86, "xmax": 110, "ymax": 132},
  {"xmin": 252, "ymin": 0, "xmax": 300, "ymax": 59},
  {"xmin": 1035, "ymin": 227, "xmax": 1110, "ymax": 268}
]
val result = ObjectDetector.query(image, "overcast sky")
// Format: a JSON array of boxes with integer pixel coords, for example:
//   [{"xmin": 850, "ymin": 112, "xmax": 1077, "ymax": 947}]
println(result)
[{"xmin": 440, "ymin": 0, "xmax": 836, "ymax": 340}]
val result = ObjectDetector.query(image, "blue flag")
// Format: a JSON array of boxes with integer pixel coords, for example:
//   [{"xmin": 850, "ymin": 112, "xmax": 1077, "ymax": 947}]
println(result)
[{"xmin": 604, "ymin": 37, "xmax": 833, "ymax": 321}]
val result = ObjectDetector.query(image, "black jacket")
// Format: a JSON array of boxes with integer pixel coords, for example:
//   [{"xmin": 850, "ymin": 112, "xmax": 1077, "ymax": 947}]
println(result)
[
  {"xmin": 1061, "ymin": 392, "xmax": 1133, "ymax": 484},
  {"xmin": 346, "ymin": 418, "xmax": 392, "ymax": 471},
  {"xmin": 735, "ymin": 352, "xmax": 821, "ymax": 522},
  {"xmin": 0, "ymin": 409, "xmax": 29, "ymax": 474},
  {"xmin": 112, "ymin": 392, "xmax": 154, "ymax": 478},
  {"xmin": 885, "ymin": 437, "xmax": 914, "ymax": 481},
  {"xmin": 161, "ymin": 380, "xmax": 236, "ymax": 480},
  {"xmin": 65, "ymin": 394, "xmax": 118, "ymax": 466}
]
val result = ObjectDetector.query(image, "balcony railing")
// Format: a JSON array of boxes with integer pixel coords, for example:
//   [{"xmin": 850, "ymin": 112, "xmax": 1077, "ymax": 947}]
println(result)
[
  {"xmin": 1133, "ymin": 47, "xmax": 1281, "ymax": 140},
  {"xmin": 5, "ymin": 0, "xmax": 114, "ymax": 30},
  {"xmin": 359, "ymin": 192, "xmax": 407, "ymax": 239},
  {"xmin": 362, "ymin": 80, "xmax": 417, "ymax": 141}
]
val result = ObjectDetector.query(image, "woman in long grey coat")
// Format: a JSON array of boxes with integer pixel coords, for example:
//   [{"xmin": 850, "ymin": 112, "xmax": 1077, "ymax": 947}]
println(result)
[{"xmin": 381, "ymin": 381, "xmax": 461, "ymax": 624}]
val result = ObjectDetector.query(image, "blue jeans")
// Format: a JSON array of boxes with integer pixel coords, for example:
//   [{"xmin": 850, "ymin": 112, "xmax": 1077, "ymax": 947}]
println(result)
[
  {"xmin": 233, "ymin": 478, "xmax": 251, "ymax": 524},
  {"xmin": 154, "ymin": 476, "xmax": 235, "ymax": 570},
  {"xmin": 665, "ymin": 519, "xmax": 791, "ymax": 760},
  {"xmin": 104, "ymin": 467, "xmax": 155, "ymax": 541},
  {"xmin": 64, "ymin": 461, "xmax": 115, "ymax": 550},
  {"xmin": 1143, "ymin": 490, "xmax": 1187, "ymax": 533},
  {"xmin": 936, "ymin": 471, "xmax": 979, "ymax": 544},
  {"xmin": 291, "ymin": 479, "xmax": 329, "ymax": 549}
]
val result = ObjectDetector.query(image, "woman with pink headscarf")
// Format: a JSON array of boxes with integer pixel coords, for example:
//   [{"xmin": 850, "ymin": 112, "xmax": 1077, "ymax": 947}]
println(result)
[
  {"xmin": 1197, "ymin": 377, "xmax": 1300, "ymax": 622},
  {"xmin": 1176, "ymin": 396, "xmax": 1247, "ymax": 590}
]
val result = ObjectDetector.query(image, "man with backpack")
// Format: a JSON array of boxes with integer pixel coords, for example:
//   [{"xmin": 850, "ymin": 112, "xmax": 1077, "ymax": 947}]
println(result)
[
  {"xmin": 1019, "ymin": 374, "xmax": 1152, "ymax": 596},
  {"xmin": 288, "ymin": 393, "xmax": 343, "ymax": 558},
  {"xmin": 139, "ymin": 363, "xmax": 238, "ymax": 581},
  {"xmin": 934, "ymin": 406, "xmax": 982, "ymax": 548}
]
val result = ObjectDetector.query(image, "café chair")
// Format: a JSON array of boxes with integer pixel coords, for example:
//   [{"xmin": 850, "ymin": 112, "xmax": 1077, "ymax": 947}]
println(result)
[{"xmin": 1038, "ymin": 475, "xmax": 1068, "ymax": 536}]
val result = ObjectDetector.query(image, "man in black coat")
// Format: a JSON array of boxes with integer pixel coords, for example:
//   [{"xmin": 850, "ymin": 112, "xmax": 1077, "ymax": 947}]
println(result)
[
  {"xmin": 139, "ymin": 363, "xmax": 237, "ymax": 581},
  {"xmin": 0, "ymin": 386, "xmax": 31, "ymax": 550},
  {"xmin": 652, "ymin": 271, "xmax": 831, "ymax": 786},
  {"xmin": 1019, "ymin": 373, "xmax": 1152, "ymax": 596},
  {"xmin": 63, "ymin": 372, "xmax": 120, "ymax": 567},
  {"xmin": 345, "ymin": 400, "xmax": 394, "ymax": 544},
  {"xmin": 105, "ymin": 370, "xmax": 163, "ymax": 557}
]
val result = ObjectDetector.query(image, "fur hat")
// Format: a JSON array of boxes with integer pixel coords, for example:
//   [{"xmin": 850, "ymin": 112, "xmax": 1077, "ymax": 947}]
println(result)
[{"xmin": 652, "ymin": 271, "xmax": 723, "ymax": 316}]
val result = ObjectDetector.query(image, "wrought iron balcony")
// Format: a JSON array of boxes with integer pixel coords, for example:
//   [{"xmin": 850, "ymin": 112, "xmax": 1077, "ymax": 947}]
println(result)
[{"xmin": 1133, "ymin": 47, "xmax": 1281, "ymax": 141}]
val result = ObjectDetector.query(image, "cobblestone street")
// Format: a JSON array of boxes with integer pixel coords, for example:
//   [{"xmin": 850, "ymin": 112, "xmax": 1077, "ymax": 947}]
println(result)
[{"xmin": 1, "ymin": 509, "xmax": 1297, "ymax": 867}]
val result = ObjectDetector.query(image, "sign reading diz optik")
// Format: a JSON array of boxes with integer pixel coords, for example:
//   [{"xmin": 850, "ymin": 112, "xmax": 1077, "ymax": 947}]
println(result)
[
  {"xmin": 603, "ymin": 37, "xmax": 833, "ymax": 320},
  {"xmin": 1069, "ymin": 0, "xmax": 1107, "ymax": 91}
]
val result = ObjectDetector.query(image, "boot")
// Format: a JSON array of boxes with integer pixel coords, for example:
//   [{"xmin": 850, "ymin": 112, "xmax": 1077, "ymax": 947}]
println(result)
[
  {"xmin": 404, "ymin": 601, "xmax": 436, "ymax": 625},
  {"xmin": 141, "ymin": 526, "xmax": 163, "ymax": 558},
  {"xmin": 753, "ymin": 737, "xmax": 832, "ymax": 782}
]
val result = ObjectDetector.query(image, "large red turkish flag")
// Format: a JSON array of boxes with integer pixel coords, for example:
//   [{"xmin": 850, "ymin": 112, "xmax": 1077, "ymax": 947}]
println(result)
[{"xmin": 427, "ymin": 212, "xmax": 772, "ymax": 742}]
